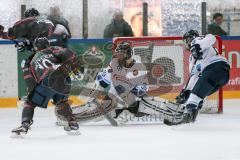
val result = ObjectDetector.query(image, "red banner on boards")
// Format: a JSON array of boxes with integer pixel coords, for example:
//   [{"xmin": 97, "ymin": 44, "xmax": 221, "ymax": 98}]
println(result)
[{"xmin": 222, "ymin": 38, "xmax": 240, "ymax": 91}]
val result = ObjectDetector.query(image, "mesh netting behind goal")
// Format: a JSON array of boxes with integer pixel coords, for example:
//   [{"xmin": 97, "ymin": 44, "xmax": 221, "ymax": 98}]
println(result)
[{"xmin": 113, "ymin": 36, "xmax": 223, "ymax": 113}]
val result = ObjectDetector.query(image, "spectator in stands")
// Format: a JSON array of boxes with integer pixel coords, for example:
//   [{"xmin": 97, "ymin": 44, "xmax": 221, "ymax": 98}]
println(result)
[
  {"xmin": 0, "ymin": 25, "xmax": 8, "ymax": 39},
  {"xmin": 208, "ymin": 13, "xmax": 227, "ymax": 36},
  {"xmin": 104, "ymin": 10, "xmax": 133, "ymax": 38},
  {"xmin": 47, "ymin": 6, "xmax": 71, "ymax": 38}
]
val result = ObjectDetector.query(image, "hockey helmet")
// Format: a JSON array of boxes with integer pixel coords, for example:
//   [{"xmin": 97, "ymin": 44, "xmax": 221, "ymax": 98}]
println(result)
[
  {"xmin": 34, "ymin": 37, "xmax": 50, "ymax": 50},
  {"xmin": 24, "ymin": 8, "xmax": 40, "ymax": 18},
  {"xmin": 115, "ymin": 41, "xmax": 132, "ymax": 60},
  {"xmin": 183, "ymin": 30, "xmax": 199, "ymax": 45}
]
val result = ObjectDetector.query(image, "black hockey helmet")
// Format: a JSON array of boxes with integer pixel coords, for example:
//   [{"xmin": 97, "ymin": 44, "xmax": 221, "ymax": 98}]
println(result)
[
  {"xmin": 183, "ymin": 30, "xmax": 199, "ymax": 45},
  {"xmin": 34, "ymin": 37, "xmax": 50, "ymax": 50},
  {"xmin": 115, "ymin": 41, "xmax": 133, "ymax": 59},
  {"xmin": 24, "ymin": 8, "xmax": 40, "ymax": 18}
]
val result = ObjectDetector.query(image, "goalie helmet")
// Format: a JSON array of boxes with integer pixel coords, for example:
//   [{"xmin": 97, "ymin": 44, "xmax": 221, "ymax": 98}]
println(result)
[
  {"xmin": 24, "ymin": 8, "xmax": 40, "ymax": 18},
  {"xmin": 115, "ymin": 41, "xmax": 133, "ymax": 60},
  {"xmin": 183, "ymin": 30, "xmax": 199, "ymax": 46},
  {"xmin": 34, "ymin": 37, "xmax": 50, "ymax": 50}
]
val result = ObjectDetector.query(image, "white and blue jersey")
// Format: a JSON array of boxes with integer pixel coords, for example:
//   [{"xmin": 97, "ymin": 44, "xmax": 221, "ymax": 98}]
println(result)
[
  {"xmin": 97, "ymin": 58, "xmax": 148, "ymax": 107},
  {"xmin": 186, "ymin": 34, "xmax": 229, "ymax": 91}
]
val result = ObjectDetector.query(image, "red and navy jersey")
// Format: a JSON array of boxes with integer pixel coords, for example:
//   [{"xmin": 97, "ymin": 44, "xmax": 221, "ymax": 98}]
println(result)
[
  {"xmin": 30, "ymin": 46, "xmax": 79, "ymax": 83},
  {"xmin": 9, "ymin": 17, "xmax": 54, "ymax": 42}
]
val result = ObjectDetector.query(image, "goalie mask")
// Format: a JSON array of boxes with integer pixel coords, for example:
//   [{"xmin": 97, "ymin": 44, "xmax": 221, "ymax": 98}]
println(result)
[
  {"xmin": 115, "ymin": 41, "xmax": 133, "ymax": 67},
  {"xmin": 183, "ymin": 30, "xmax": 199, "ymax": 47}
]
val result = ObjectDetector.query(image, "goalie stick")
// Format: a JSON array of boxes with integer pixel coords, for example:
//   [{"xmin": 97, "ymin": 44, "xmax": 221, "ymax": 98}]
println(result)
[
  {"xmin": 84, "ymin": 83, "xmax": 118, "ymax": 126},
  {"xmin": 69, "ymin": 71, "xmax": 118, "ymax": 126}
]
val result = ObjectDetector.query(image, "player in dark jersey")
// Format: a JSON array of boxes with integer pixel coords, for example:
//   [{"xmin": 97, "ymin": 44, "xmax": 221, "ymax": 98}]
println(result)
[
  {"xmin": 8, "ymin": 8, "xmax": 54, "ymax": 50},
  {"xmin": 8, "ymin": 8, "xmax": 70, "ymax": 50},
  {"xmin": 7, "ymin": 8, "xmax": 55, "ymax": 93},
  {"xmin": 11, "ymin": 37, "xmax": 82, "ymax": 137},
  {"xmin": 8, "ymin": 8, "xmax": 71, "ymax": 94}
]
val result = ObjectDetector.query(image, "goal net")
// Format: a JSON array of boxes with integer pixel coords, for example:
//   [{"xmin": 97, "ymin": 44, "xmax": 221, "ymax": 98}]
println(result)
[{"xmin": 113, "ymin": 36, "xmax": 223, "ymax": 114}]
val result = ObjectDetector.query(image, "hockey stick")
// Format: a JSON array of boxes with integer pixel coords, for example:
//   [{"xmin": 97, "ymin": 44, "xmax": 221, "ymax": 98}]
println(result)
[{"xmin": 85, "ymin": 83, "xmax": 118, "ymax": 126}]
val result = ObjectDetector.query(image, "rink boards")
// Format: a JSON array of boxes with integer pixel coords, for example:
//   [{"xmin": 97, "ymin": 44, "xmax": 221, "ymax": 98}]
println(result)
[{"xmin": 0, "ymin": 37, "xmax": 240, "ymax": 108}]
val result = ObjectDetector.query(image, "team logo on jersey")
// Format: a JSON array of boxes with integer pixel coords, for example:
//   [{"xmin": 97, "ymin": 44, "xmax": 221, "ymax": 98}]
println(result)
[
  {"xmin": 82, "ymin": 45, "xmax": 105, "ymax": 66},
  {"xmin": 113, "ymin": 74, "xmax": 131, "ymax": 85},
  {"xmin": 133, "ymin": 69, "xmax": 138, "ymax": 76}
]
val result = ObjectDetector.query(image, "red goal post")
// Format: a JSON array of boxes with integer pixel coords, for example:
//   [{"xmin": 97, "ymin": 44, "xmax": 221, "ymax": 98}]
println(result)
[{"xmin": 113, "ymin": 36, "xmax": 223, "ymax": 113}]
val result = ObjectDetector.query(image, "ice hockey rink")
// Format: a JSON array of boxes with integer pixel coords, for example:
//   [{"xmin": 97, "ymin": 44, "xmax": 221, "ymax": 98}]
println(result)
[
  {"xmin": 0, "ymin": 99, "xmax": 239, "ymax": 160},
  {"xmin": 1, "ymin": 0, "xmax": 240, "ymax": 159}
]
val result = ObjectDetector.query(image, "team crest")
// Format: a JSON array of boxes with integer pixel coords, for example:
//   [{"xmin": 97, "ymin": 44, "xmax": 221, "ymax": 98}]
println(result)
[{"xmin": 82, "ymin": 45, "xmax": 105, "ymax": 66}]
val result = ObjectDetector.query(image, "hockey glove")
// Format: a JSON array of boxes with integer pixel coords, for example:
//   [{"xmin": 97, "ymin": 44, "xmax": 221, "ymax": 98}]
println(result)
[
  {"xmin": 131, "ymin": 84, "xmax": 148, "ymax": 97},
  {"xmin": 175, "ymin": 89, "xmax": 191, "ymax": 104},
  {"xmin": 190, "ymin": 44, "xmax": 203, "ymax": 60},
  {"xmin": 15, "ymin": 39, "xmax": 31, "ymax": 52}
]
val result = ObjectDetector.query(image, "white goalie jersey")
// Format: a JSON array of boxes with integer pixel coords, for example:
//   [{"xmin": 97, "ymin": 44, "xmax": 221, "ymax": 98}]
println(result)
[
  {"xmin": 98, "ymin": 58, "xmax": 148, "ymax": 107},
  {"xmin": 186, "ymin": 34, "xmax": 229, "ymax": 90}
]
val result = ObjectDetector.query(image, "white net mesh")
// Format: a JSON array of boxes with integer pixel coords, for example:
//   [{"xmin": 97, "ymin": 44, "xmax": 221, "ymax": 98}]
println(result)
[{"xmin": 113, "ymin": 37, "xmax": 222, "ymax": 113}]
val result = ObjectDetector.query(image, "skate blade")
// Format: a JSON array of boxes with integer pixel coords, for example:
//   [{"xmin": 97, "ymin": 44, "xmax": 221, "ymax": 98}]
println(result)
[
  {"xmin": 65, "ymin": 130, "xmax": 81, "ymax": 136},
  {"xmin": 64, "ymin": 126, "xmax": 81, "ymax": 135},
  {"xmin": 55, "ymin": 121, "xmax": 67, "ymax": 126},
  {"xmin": 10, "ymin": 132, "xmax": 26, "ymax": 139}
]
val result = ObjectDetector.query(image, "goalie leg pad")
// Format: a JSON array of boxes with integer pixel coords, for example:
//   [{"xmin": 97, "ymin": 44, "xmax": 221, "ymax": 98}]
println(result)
[{"xmin": 139, "ymin": 97, "xmax": 184, "ymax": 120}]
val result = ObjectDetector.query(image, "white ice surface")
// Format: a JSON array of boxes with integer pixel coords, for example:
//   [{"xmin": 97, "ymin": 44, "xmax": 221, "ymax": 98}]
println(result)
[{"xmin": 0, "ymin": 100, "xmax": 240, "ymax": 160}]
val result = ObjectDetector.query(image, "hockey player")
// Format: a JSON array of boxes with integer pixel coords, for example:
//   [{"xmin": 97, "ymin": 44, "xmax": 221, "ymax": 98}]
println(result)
[
  {"xmin": 9, "ymin": 8, "xmax": 71, "ymax": 94},
  {"xmin": 101, "ymin": 41, "xmax": 149, "ymax": 118},
  {"xmin": 164, "ymin": 30, "xmax": 230, "ymax": 125},
  {"xmin": 8, "ymin": 8, "xmax": 54, "ymax": 49},
  {"xmin": 71, "ymin": 41, "xmax": 149, "ymax": 124},
  {"xmin": 70, "ymin": 41, "xmax": 185, "ymax": 125},
  {"xmin": 11, "ymin": 37, "xmax": 82, "ymax": 137},
  {"xmin": 8, "ymin": 8, "xmax": 70, "ymax": 49},
  {"xmin": 7, "ymin": 8, "xmax": 55, "ymax": 94}
]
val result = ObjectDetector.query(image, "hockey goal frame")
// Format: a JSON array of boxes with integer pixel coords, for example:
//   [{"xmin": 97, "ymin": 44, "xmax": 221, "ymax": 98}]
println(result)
[{"xmin": 113, "ymin": 36, "xmax": 223, "ymax": 113}]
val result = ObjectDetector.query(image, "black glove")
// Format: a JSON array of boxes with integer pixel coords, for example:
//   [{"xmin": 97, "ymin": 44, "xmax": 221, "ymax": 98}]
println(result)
[
  {"xmin": 175, "ymin": 89, "xmax": 191, "ymax": 104},
  {"xmin": 15, "ymin": 40, "xmax": 31, "ymax": 52},
  {"xmin": 190, "ymin": 44, "xmax": 203, "ymax": 60}
]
